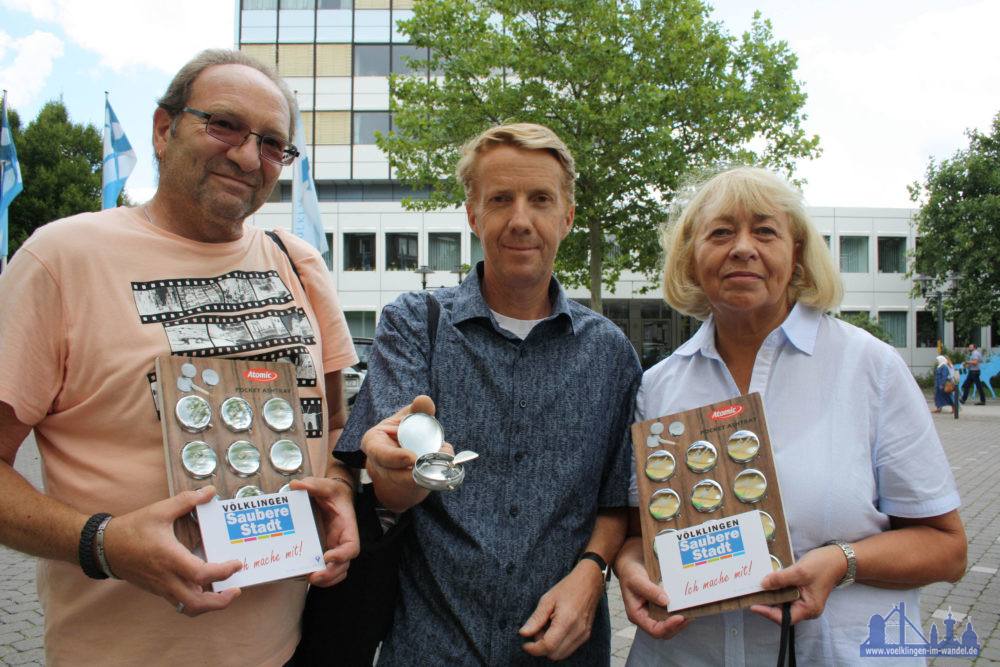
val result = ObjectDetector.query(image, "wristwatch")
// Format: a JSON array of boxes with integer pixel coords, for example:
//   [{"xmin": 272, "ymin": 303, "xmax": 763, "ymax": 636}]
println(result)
[
  {"xmin": 580, "ymin": 551, "xmax": 611, "ymax": 591},
  {"xmin": 825, "ymin": 540, "xmax": 856, "ymax": 588}
]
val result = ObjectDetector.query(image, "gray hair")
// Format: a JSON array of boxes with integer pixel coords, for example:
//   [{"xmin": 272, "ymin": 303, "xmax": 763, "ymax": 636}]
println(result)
[{"xmin": 156, "ymin": 48, "xmax": 297, "ymax": 155}]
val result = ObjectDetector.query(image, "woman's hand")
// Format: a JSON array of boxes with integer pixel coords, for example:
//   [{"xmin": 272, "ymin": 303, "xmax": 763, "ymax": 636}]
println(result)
[
  {"xmin": 615, "ymin": 537, "xmax": 693, "ymax": 639},
  {"xmin": 750, "ymin": 544, "xmax": 845, "ymax": 625}
]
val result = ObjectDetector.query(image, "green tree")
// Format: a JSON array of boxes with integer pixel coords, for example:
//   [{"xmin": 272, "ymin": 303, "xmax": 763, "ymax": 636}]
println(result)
[
  {"xmin": 835, "ymin": 312, "xmax": 891, "ymax": 344},
  {"xmin": 379, "ymin": 0, "xmax": 820, "ymax": 309},
  {"xmin": 6, "ymin": 101, "xmax": 104, "ymax": 257},
  {"xmin": 909, "ymin": 112, "xmax": 1000, "ymax": 332}
]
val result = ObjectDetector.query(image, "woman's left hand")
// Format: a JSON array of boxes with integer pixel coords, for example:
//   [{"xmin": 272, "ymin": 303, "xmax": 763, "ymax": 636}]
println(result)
[{"xmin": 749, "ymin": 544, "xmax": 846, "ymax": 625}]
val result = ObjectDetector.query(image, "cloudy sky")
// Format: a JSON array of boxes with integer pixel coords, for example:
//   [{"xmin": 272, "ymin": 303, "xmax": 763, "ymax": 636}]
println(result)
[{"xmin": 2, "ymin": 0, "xmax": 998, "ymax": 208}]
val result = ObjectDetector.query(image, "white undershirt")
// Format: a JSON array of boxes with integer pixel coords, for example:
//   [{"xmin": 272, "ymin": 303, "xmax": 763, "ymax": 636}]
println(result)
[{"xmin": 490, "ymin": 309, "xmax": 543, "ymax": 340}]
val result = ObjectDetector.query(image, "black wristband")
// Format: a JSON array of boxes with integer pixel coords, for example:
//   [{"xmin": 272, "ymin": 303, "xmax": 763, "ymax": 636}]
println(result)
[{"xmin": 79, "ymin": 513, "xmax": 113, "ymax": 580}]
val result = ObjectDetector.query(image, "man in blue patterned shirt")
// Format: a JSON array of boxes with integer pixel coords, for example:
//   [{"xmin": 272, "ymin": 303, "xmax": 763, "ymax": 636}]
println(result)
[{"xmin": 336, "ymin": 123, "xmax": 642, "ymax": 665}]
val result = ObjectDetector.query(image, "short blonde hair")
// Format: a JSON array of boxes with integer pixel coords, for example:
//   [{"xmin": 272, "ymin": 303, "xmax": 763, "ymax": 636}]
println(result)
[
  {"xmin": 660, "ymin": 167, "xmax": 843, "ymax": 320},
  {"xmin": 455, "ymin": 123, "xmax": 575, "ymax": 204}
]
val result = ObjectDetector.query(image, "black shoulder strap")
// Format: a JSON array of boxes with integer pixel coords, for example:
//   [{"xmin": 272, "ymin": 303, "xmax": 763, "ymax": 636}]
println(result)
[
  {"xmin": 425, "ymin": 292, "xmax": 440, "ymax": 357},
  {"xmin": 265, "ymin": 230, "xmax": 304, "ymax": 287}
]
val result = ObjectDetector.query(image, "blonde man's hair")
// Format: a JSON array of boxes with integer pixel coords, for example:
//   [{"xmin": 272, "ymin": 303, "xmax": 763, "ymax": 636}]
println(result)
[
  {"xmin": 660, "ymin": 167, "xmax": 843, "ymax": 320},
  {"xmin": 455, "ymin": 123, "xmax": 576, "ymax": 204}
]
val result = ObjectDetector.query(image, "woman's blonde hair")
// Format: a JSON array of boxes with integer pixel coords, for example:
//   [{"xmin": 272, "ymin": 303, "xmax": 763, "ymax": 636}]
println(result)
[{"xmin": 660, "ymin": 167, "xmax": 843, "ymax": 320}]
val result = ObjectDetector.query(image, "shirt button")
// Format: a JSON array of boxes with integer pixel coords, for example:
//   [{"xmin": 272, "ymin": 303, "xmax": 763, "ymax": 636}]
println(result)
[
  {"xmin": 506, "ymin": 562, "xmax": 515, "ymax": 575},
  {"xmin": 519, "ymin": 399, "xmax": 527, "ymax": 408},
  {"xmin": 514, "ymin": 452, "xmax": 524, "ymax": 463},
  {"xmin": 509, "ymin": 506, "xmax": 519, "ymax": 517},
  {"xmin": 730, "ymin": 627, "xmax": 739, "ymax": 637},
  {"xmin": 499, "ymin": 619, "xmax": 507, "ymax": 630}
]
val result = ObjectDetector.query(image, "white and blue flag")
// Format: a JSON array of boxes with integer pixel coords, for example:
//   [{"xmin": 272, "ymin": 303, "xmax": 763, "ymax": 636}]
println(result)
[
  {"xmin": 291, "ymin": 111, "xmax": 328, "ymax": 255},
  {"xmin": 1, "ymin": 96, "xmax": 24, "ymax": 260},
  {"xmin": 102, "ymin": 94, "xmax": 136, "ymax": 209}
]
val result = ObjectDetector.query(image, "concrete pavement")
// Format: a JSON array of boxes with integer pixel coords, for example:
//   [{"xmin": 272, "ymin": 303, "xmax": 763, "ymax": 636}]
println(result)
[{"xmin": 2, "ymin": 398, "xmax": 998, "ymax": 665}]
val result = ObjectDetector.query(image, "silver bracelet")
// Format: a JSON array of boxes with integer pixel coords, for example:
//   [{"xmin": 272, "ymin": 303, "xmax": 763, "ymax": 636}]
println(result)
[{"xmin": 94, "ymin": 515, "xmax": 120, "ymax": 580}]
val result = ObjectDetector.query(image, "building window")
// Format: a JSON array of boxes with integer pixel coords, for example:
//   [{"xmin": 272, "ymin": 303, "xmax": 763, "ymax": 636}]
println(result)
[
  {"xmin": 323, "ymin": 233, "xmax": 334, "ymax": 270},
  {"xmin": 916, "ymin": 310, "xmax": 939, "ymax": 348},
  {"xmin": 839, "ymin": 236, "xmax": 869, "ymax": 273},
  {"xmin": 353, "ymin": 44, "xmax": 390, "ymax": 76},
  {"xmin": 319, "ymin": 0, "xmax": 351, "ymax": 6},
  {"xmin": 344, "ymin": 233, "xmax": 375, "ymax": 271},
  {"xmin": 822, "ymin": 235, "xmax": 831, "ymax": 248},
  {"xmin": 386, "ymin": 232, "xmax": 418, "ymax": 270},
  {"xmin": 878, "ymin": 311, "xmax": 907, "ymax": 347},
  {"xmin": 280, "ymin": 0, "xmax": 314, "ymax": 7},
  {"xmin": 345, "ymin": 311, "xmax": 376, "ymax": 338},
  {"xmin": 428, "ymin": 232, "xmax": 460, "ymax": 271},
  {"xmin": 877, "ymin": 237, "xmax": 906, "ymax": 273},
  {"xmin": 243, "ymin": 0, "xmax": 278, "ymax": 8},
  {"xmin": 392, "ymin": 45, "xmax": 427, "ymax": 75},
  {"xmin": 470, "ymin": 234, "xmax": 484, "ymax": 265},
  {"xmin": 353, "ymin": 111, "xmax": 390, "ymax": 144}
]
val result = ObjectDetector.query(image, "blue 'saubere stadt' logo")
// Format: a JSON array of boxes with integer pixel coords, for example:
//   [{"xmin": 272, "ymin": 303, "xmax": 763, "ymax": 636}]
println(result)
[{"xmin": 859, "ymin": 602, "xmax": 980, "ymax": 659}]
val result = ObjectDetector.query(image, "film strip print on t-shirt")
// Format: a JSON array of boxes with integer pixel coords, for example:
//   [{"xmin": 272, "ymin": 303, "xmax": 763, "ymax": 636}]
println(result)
[
  {"xmin": 131, "ymin": 271, "xmax": 293, "ymax": 324},
  {"xmin": 162, "ymin": 307, "xmax": 315, "ymax": 357}
]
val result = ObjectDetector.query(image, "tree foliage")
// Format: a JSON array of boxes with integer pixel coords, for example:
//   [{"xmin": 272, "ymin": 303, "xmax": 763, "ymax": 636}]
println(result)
[
  {"xmin": 835, "ymin": 312, "xmax": 891, "ymax": 344},
  {"xmin": 379, "ymin": 0, "xmax": 820, "ymax": 308},
  {"xmin": 910, "ymin": 112, "xmax": 1000, "ymax": 331},
  {"xmin": 6, "ymin": 101, "xmax": 104, "ymax": 257}
]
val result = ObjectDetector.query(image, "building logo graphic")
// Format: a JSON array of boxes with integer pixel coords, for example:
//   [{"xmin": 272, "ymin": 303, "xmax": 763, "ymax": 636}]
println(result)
[{"xmin": 859, "ymin": 602, "xmax": 980, "ymax": 658}]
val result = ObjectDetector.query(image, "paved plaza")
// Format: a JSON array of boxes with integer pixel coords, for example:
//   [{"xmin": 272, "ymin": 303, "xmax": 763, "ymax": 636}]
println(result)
[{"xmin": 2, "ymin": 397, "xmax": 998, "ymax": 665}]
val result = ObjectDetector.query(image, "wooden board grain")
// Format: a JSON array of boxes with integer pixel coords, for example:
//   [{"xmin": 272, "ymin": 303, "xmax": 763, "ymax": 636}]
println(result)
[
  {"xmin": 156, "ymin": 356, "xmax": 313, "ymax": 549},
  {"xmin": 631, "ymin": 392, "xmax": 798, "ymax": 619}
]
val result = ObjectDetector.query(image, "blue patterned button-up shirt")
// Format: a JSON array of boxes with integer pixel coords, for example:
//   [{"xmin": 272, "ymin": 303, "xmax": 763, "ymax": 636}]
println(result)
[{"xmin": 337, "ymin": 264, "xmax": 641, "ymax": 665}]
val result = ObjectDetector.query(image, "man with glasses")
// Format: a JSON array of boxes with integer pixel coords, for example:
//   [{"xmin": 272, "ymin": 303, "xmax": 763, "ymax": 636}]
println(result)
[{"xmin": 0, "ymin": 50, "xmax": 359, "ymax": 665}]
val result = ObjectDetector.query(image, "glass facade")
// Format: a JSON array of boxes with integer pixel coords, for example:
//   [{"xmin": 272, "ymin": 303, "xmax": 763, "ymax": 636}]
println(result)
[
  {"xmin": 385, "ymin": 232, "xmax": 418, "ymax": 270},
  {"xmin": 877, "ymin": 236, "xmax": 906, "ymax": 273},
  {"xmin": 428, "ymin": 232, "xmax": 460, "ymax": 271}
]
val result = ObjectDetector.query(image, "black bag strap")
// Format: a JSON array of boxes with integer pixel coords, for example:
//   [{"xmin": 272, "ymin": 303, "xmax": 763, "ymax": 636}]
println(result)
[
  {"xmin": 425, "ymin": 291, "xmax": 440, "ymax": 364},
  {"xmin": 777, "ymin": 601, "xmax": 797, "ymax": 667},
  {"xmin": 265, "ymin": 230, "xmax": 304, "ymax": 287}
]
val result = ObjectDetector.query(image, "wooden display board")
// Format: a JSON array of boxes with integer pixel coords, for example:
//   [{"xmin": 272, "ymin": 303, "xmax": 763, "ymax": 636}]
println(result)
[
  {"xmin": 156, "ymin": 356, "xmax": 313, "ymax": 548},
  {"xmin": 631, "ymin": 392, "xmax": 798, "ymax": 619}
]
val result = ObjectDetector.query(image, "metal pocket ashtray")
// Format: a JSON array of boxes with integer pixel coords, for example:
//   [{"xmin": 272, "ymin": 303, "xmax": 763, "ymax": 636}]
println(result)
[{"xmin": 397, "ymin": 412, "xmax": 476, "ymax": 491}]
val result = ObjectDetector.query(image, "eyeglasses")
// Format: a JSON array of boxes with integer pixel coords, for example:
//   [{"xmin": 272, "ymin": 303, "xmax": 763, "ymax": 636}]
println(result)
[{"xmin": 182, "ymin": 108, "xmax": 299, "ymax": 166}]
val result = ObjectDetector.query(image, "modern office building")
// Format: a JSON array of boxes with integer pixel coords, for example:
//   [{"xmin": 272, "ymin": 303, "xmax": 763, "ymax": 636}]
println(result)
[{"xmin": 237, "ymin": 0, "xmax": 992, "ymax": 376}]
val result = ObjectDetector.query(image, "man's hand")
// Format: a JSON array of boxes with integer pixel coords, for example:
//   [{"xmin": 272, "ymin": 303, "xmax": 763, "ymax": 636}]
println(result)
[
  {"xmin": 750, "ymin": 544, "xmax": 844, "ymax": 625},
  {"xmin": 518, "ymin": 560, "xmax": 604, "ymax": 660},
  {"xmin": 291, "ymin": 476, "xmax": 360, "ymax": 587},
  {"xmin": 360, "ymin": 395, "xmax": 451, "ymax": 513},
  {"xmin": 101, "ymin": 486, "xmax": 243, "ymax": 617},
  {"xmin": 615, "ymin": 537, "xmax": 692, "ymax": 640}
]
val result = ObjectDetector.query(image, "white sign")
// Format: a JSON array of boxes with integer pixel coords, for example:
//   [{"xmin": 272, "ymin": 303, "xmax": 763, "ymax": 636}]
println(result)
[
  {"xmin": 197, "ymin": 490, "xmax": 324, "ymax": 591},
  {"xmin": 655, "ymin": 510, "xmax": 773, "ymax": 611}
]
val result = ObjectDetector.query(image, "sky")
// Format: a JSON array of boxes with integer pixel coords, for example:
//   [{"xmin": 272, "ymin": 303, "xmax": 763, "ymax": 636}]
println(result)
[{"xmin": 2, "ymin": 0, "xmax": 999, "ymax": 209}]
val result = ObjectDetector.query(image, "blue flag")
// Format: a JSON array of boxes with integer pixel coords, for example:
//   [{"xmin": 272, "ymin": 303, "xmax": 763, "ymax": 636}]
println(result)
[
  {"xmin": 102, "ymin": 95, "xmax": 136, "ymax": 209},
  {"xmin": 1, "ymin": 98, "xmax": 24, "ymax": 259},
  {"xmin": 291, "ymin": 112, "xmax": 328, "ymax": 255}
]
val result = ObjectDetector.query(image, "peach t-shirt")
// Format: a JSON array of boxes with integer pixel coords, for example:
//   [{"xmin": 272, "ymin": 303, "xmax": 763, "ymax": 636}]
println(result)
[{"xmin": 0, "ymin": 207, "xmax": 356, "ymax": 666}]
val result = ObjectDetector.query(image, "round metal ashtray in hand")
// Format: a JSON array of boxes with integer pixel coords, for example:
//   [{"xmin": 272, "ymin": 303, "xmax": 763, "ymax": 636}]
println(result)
[{"xmin": 412, "ymin": 451, "xmax": 467, "ymax": 491}]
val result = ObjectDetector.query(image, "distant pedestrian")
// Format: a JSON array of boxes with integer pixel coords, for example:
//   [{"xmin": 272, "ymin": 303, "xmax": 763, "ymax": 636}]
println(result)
[
  {"xmin": 933, "ymin": 355, "xmax": 956, "ymax": 413},
  {"xmin": 961, "ymin": 343, "xmax": 987, "ymax": 405}
]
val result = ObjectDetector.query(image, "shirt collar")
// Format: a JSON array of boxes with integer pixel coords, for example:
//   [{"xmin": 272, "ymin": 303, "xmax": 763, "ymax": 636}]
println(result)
[
  {"xmin": 451, "ymin": 261, "xmax": 576, "ymax": 333},
  {"xmin": 674, "ymin": 301, "xmax": 821, "ymax": 359}
]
